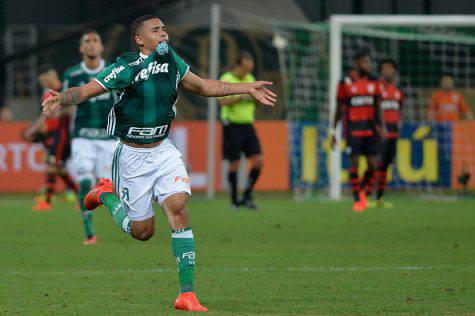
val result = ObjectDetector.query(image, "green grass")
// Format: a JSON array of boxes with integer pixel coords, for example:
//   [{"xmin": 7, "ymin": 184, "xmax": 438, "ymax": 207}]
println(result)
[{"xmin": 0, "ymin": 193, "xmax": 474, "ymax": 315}]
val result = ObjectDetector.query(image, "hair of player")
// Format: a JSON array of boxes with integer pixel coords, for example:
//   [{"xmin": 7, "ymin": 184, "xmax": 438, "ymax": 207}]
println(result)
[
  {"xmin": 353, "ymin": 50, "xmax": 370, "ymax": 61},
  {"xmin": 379, "ymin": 58, "xmax": 398, "ymax": 72},
  {"xmin": 236, "ymin": 51, "xmax": 253, "ymax": 65},
  {"xmin": 79, "ymin": 29, "xmax": 101, "ymax": 43},
  {"xmin": 38, "ymin": 63, "xmax": 57, "ymax": 75},
  {"xmin": 131, "ymin": 15, "xmax": 159, "ymax": 37}
]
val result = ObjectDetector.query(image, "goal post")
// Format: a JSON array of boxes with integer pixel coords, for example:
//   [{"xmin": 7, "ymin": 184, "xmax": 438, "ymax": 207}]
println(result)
[{"xmin": 328, "ymin": 15, "xmax": 475, "ymax": 200}]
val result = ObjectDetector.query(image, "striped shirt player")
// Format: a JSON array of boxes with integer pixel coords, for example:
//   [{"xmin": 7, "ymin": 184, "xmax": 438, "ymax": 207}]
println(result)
[
  {"xmin": 331, "ymin": 52, "xmax": 385, "ymax": 212},
  {"xmin": 371, "ymin": 59, "xmax": 404, "ymax": 207},
  {"xmin": 41, "ymin": 15, "xmax": 276, "ymax": 312}
]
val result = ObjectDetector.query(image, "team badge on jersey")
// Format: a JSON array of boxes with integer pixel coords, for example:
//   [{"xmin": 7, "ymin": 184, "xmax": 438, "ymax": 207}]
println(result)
[
  {"xmin": 367, "ymin": 83, "xmax": 375, "ymax": 94},
  {"xmin": 156, "ymin": 42, "xmax": 169, "ymax": 55}
]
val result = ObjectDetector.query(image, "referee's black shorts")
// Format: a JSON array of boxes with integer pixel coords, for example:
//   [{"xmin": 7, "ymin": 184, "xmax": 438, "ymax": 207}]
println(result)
[{"xmin": 222, "ymin": 122, "xmax": 262, "ymax": 161}]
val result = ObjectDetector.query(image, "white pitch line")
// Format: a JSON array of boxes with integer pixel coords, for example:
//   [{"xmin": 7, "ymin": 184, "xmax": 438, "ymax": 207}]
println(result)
[{"xmin": 4, "ymin": 265, "xmax": 472, "ymax": 277}]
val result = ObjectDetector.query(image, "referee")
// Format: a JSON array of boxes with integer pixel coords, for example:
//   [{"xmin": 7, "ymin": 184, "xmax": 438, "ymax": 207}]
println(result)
[{"xmin": 219, "ymin": 51, "xmax": 264, "ymax": 209}]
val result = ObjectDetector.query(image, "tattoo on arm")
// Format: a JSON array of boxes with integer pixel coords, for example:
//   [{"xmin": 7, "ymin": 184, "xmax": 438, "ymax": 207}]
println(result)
[
  {"xmin": 217, "ymin": 81, "xmax": 230, "ymax": 96},
  {"xmin": 59, "ymin": 87, "xmax": 83, "ymax": 105}
]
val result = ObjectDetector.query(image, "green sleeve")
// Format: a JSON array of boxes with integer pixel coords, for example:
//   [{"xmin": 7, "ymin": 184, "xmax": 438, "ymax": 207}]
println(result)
[
  {"xmin": 62, "ymin": 71, "xmax": 71, "ymax": 92},
  {"xmin": 170, "ymin": 48, "xmax": 190, "ymax": 80},
  {"xmin": 95, "ymin": 59, "xmax": 132, "ymax": 91}
]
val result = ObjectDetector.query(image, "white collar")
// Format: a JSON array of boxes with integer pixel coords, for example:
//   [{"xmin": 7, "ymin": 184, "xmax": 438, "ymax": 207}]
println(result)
[
  {"xmin": 139, "ymin": 52, "xmax": 148, "ymax": 59},
  {"xmin": 80, "ymin": 59, "xmax": 105, "ymax": 74}
]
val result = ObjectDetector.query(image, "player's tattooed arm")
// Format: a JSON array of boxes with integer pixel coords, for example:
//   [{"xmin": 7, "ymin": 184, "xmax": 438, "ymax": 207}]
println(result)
[
  {"xmin": 59, "ymin": 87, "xmax": 83, "ymax": 105},
  {"xmin": 42, "ymin": 81, "xmax": 106, "ymax": 116},
  {"xmin": 180, "ymin": 71, "xmax": 276, "ymax": 106}
]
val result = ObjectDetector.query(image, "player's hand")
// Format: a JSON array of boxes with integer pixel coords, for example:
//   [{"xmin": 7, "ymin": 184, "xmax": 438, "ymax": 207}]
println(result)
[
  {"xmin": 42, "ymin": 90, "xmax": 62, "ymax": 117},
  {"xmin": 22, "ymin": 126, "xmax": 36, "ymax": 142},
  {"xmin": 330, "ymin": 134, "xmax": 336, "ymax": 150},
  {"xmin": 377, "ymin": 126, "xmax": 388, "ymax": 140},
  {"xmin": 248, "ymin": 81, "xmax": 277, "ymax": 106}
]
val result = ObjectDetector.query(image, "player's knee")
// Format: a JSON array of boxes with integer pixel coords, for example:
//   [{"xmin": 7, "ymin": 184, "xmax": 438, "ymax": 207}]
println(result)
[
  {"xmin": 252, "ymin": 156, "xmax": 264, "ymax": 169},
  {"xmin": 134, "ymin": 225, "xmax": 155, "ymax": 241},
  {"xmin": 229, "ymin": 160, "xmax": 240, "ymax": 172}
]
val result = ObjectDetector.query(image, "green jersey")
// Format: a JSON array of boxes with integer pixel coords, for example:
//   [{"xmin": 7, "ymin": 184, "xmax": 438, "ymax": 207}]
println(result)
[
  {"xmin": 63, "ymin": 60, "xmax": 116, "ymax": 139},
  {"xmin": 95, "ymin": 42, "xmax": 189, "ymax": 144}
]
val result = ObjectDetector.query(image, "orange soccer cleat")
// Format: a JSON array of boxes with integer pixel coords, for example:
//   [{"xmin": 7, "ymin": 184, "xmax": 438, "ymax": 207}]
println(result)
[
  {"xmin": 83, "ymin": 236, "xmax": 97, "ymax": 245},
  {"xmin": 353, "ymin": 200, "xmax": 366, "ymax": 212},
  {"xmin": 358, "ymin": 191, "xmax": 368, "ymax": 209},
  {"xmin": 33, "ymin": 200, "xmax": 52, "ymax": 212},
  {"xmin": 84, "ymin": 178, "xmax": 114, "ymax": 211},
  {"xmin": 174, "ymin": 292, "xmax": 208, "ymax": 312}
]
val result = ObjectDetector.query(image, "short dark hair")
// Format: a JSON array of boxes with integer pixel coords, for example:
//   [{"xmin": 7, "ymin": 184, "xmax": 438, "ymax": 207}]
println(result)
[
  {"xmin": 379, "ymin": 58, "xmax": 398, "ymax": 72},
  {"xmin": 79, "ymin": 29, "xmax": 101, "ymax": 43},
  {"xmin": 38, "ymin": 64, "xmax": 56, "ymax": 75},
  {"xmin": 354, "ymin": 50, "xmax": 370, "ymax": 61},
  {"xmin": 131, "ymin": 15, "xmax": 159, "ymax": 37},
  {"xmin": 236, "ymin": 51, "xmax": 253, "ymax": 65}
]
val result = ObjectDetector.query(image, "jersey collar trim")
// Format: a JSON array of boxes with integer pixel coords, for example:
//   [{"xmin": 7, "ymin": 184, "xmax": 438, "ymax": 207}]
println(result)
[{"xmin": 81, "ymin": 59, "xmax": 106, "ymax": 75}]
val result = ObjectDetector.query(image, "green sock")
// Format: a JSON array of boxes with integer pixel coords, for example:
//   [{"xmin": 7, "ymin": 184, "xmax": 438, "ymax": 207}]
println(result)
[
  {"xmin": 78, "ymin": 179, "xmax": 94, "ymax": 238},
  {"xmin": 172, "ymin": 227, "xmax": 195, "ymax": 293},
  {"xmin": 100, "ymin": 193, "xmax": 131, "ymax": 235}
]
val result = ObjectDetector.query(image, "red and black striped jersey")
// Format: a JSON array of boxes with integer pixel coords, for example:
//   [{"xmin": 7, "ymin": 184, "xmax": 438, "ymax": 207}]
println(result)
[
  {"xmin": 42, "ymin": 88, "xmax": 62, "ymax": 133},
  {"xmin": 337, "ymin": 70, "xmax": 382, "ymax": 138},
  {"xmin": 380, "ymin": 82, "xmax": 403, "ymax": 139}
]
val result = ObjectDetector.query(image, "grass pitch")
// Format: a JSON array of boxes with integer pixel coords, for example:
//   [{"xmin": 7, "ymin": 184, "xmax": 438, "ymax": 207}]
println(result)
[{"xmin": 0, "ymin": 193, "xmax": 474, "ymax": 315}]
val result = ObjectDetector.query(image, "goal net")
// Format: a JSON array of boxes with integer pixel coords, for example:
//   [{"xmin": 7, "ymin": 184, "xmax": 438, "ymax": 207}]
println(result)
[
  {"xmin": 209, "ymin": 9, "xmax": 475, "ymax": 198},
  {"xmin": 280, "ymin": 16, "xmax": 475, "ymax": 198}
]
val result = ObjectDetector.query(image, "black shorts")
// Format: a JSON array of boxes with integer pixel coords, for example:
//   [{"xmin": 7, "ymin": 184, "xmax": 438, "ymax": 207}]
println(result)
[
  {"xmin": 347, "ymin": 135, "xmax": 379, "ymax": 157},
  {"xmin": 43, "ymin": 131, "xmax": 71, "ymax": 166},
  {"xmin": 222, "ymin": 123, "xmax": 262, "ymax": 161},
  {"xmin": 379, "ymin": 138, "xmax": 397, "ymax": 166}
]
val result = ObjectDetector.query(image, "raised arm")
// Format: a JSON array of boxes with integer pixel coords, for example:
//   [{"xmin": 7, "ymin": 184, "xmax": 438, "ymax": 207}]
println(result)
[
  {"xmin": 180, "ymin": 71, "xmax": 276, "ymax": 106},
  {"xmin": 42, "ymin": 81, "xmax": 106, "ymax": 116}
]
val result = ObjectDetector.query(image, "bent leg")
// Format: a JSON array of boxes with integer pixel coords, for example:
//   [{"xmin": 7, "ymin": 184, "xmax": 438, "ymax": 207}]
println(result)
[{"xmin": 162, "ymin": 193, "xmax": 195, "ymax": 293}]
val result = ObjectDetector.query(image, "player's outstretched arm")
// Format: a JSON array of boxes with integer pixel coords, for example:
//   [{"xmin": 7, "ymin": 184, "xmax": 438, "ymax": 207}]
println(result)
[
  {"xmin": 180, "ymin": 71, "xmax": 276, "ymax": 106},
  {"xmin": 42, "ymin": 81, "xmax": 106, "ymax": 116}
]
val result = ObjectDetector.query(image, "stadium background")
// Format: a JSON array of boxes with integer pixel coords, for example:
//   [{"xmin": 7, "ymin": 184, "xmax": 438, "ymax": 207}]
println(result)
[{"xmin": 0, "ymin": 0, "xmax": 475, "ymax": 194}]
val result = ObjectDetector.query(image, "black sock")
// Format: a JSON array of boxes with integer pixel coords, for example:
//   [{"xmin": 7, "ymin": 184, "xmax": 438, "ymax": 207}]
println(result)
[
  {"xmin": 45, "ymin": 172, "xmax": 57, "ymax": 204},
  {"xmin": 243, "ymin": 168, "xmax": 261, "ymax": 200},
  {"xmin": 228, "ymin": 171, "xmax": 238, "ymax": 205}
]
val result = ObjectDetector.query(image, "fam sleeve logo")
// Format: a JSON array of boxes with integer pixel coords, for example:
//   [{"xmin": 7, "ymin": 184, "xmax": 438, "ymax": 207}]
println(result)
[{"xmin": 156, "ymin": 42, "xmax": 169, "ymax": 55}]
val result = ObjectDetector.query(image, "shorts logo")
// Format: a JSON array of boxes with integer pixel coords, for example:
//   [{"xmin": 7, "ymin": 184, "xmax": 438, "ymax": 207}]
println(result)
[
  {"xmin": 121, "ymin": 187, "xmax": 130, "ymax": 202},
  {"xmin": 127, "ymin": 125, "xmax": 168, "ymax": 139},
  {"xmin": 174, "ymin": 176, "xmax": 190, "ymax": 184}
]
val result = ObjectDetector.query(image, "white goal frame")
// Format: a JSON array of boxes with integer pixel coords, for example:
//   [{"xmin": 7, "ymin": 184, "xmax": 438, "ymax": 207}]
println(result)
[{"xmin": 328, "ymin": 15, "xmax": 475, "ymax": 200}]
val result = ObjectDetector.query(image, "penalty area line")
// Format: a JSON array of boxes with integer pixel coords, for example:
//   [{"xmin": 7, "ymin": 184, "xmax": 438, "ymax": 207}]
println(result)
[{"xmin": 4, "ymin": 265, "xmax": 472, "ymax": 276}]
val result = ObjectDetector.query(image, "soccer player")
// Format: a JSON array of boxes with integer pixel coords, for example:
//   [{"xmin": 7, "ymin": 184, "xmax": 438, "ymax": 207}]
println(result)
[
  {"xmin": 330, "ymin": 52, "xmax": 385, "ymax": 212},
  {"xmin": 219, "ymin": 51, "xmax": 263, "ymax": 209},
  {"xmin": 62, "ymin": 29, "xmax": 118, "ymax": 245},
  {"xmin": 428, "ymin": 74, "xmax": 472, "ymax": 122},
  {"xmin": 23, "ymin": 65, "xmax": 77, "ymax": 211},
  {"xmin": 42, "ymin": 15, "xmax": 276, "ymax": 312},
  {"xmin": 368, "ymin": 59, "xmax": 404, "ymax": 208}
]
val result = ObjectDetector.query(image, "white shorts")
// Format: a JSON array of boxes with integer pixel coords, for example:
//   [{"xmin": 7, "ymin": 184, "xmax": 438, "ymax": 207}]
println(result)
[
  {"xmin": 72, "ymin": 138, "xmax": 118, "ymax": 180},
  {"xmin": 112, "ymin": 138, "xmax": 191, "ymax": 222}
]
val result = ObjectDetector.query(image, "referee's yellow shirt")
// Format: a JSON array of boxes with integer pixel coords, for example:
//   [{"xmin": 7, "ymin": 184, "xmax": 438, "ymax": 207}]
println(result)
[{"xmin": 219, "ymin": 71, "xmax": 256, "ymax": 124}]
